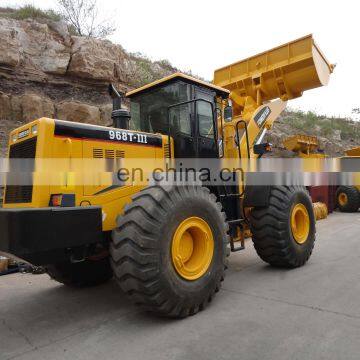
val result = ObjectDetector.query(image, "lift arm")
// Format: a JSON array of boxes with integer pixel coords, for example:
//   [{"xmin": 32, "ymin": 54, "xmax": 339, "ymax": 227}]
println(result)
[{"xmin": 213, "ymin": 34, "xmax": 335, "ymax": 158}]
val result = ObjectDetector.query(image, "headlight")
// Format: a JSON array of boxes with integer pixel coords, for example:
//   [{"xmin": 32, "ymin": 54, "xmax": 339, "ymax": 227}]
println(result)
[
  {"xmin": 49, "ymin": 194, "xmax": 75, "ymax": 207},
  {"xmin": 31, "ymin": 124, "xmax": 38, "ymax": 135},
  {"xmin": 12, "ymin": 133, "xmax": 17, "ymax": 142},
  {"xmin": 50, "ymin": 194, "xmax": 63, "ymax": 207}
]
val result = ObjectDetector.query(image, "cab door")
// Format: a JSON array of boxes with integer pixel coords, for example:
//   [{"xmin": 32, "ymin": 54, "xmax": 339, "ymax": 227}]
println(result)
[
  {"xmin": 195, "ymin": 89, "xmax": 218, "ymax": 158},
  {"xmin": 169, "ymin": 103, "xmax": 196, "ymax": 158}
]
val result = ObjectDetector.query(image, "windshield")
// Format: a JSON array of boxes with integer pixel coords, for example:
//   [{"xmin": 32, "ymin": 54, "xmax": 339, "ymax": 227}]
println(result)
[{"xmin": 130, "ymin": 81, "xmax": 191, "ymax": 135}]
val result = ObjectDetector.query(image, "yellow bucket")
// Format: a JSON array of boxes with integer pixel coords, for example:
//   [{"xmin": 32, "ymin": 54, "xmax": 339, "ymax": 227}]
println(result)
[{"xmin": 214, "ymin": 34, "xmax": 334, "ymax": 102}]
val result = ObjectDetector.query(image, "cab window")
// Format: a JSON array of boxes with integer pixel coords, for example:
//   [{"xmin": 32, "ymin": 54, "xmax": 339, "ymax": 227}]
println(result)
[
  {"xmin": 129, "ymin": 81, "xmax": 191, "ymax": 135},
  {"xmin": 198, "ymin": 101, "xmax": 214, "ymax": 138},
  {"xmin": 169, "ymin": 103, "xmax": 191, "ymax": 135}
]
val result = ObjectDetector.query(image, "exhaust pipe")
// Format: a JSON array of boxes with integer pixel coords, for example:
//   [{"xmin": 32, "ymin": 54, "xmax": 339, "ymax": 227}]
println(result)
[{"xmin": 108, "ymin": 84, "xmax": 131, "ymax": 130}]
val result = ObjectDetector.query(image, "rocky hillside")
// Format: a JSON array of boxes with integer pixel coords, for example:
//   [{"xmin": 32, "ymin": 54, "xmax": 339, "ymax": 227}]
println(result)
[
  {"xmin": 0, "ymin": 15, "xmax": 178, "ymax": 155},
  {"xmin": 265, "ymin": 110, "xmax": 360, "ymax": 157},
  {"xmin": 0, "ymin": 15, "xmax": 359, "ymax": 157}
]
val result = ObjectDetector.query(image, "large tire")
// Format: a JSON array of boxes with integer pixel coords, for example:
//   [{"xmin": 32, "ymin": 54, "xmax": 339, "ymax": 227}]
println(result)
[
  {"xmin": 250, "ymin": 186, "xmax": 316, "ymax": 268},
  {"xmin": 46, "ymin": 257, "xmax": 113, "ymax": 287},
  {"xmin": 110, "ymin": 185, "xmax": 229, "ymax": 318},
  {"xmin": 336, "ymin": 186, "xmax": 360, "ymax": 212}
]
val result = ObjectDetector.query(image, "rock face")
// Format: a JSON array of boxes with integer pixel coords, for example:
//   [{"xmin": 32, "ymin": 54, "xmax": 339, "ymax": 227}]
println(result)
[
  {"xmin": 100, "ymin": 104, "xmax": 113, "ymax": 125},
  {"xmin": 21, "ymin": 20, "xmax": 70, "ymax": 74},
  {"xmin": 0, "ymin": 93, "xmax": 12, "ymax": 119},
  {"xmin": 56, "ymin": 101, "xmax": 101, "ymax": 124},
  {"xmin": 0, "ymin": 16, "xmax": 177, "ymax": 156},
  {"xmin": 21, "ymin": 94, "xmax": 55, "ymax": 122},
  {"xmin": 68, "ymin": 37, "xmax": 127, "ymax": 82},
  {"xmin": 0, "ymin": 92, "xmax": 54, "ymax": 123},
  {"xmin": 0, "ymin": 23, "xmax": 20, "ymax": 67},
  {"xmin": 0, "ymin": 18, "xmax": 70, "ymax": 74},
  {"xmin": 0, "ymin": 16, "xmax": 173, "ymax": 83}
]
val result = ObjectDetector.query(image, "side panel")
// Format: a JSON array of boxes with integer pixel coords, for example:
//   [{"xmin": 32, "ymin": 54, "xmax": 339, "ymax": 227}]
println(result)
[
  {"xmin": 4, "ymin": 118, "xmax": 170, "ymax": 233},
  {"xmin": 51, "ymin": 121, "xmax": 166, "ymax": 231}
]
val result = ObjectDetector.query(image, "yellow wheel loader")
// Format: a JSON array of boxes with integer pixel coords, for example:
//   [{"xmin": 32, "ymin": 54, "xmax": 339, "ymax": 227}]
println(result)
[
  {"xmin": 283, "ymin": 135, "xmax": 326, "ymax": 159},
  {"xmin": 336, "ymin": 147, "xmax": 360, "ymax": 212},
  {"xmin": 336, "ymin": 186, "xmax": 360, "ymax": 212},
  {"xmin": 0, "ymin": 35, "xmax": 334, "ymax": 317}
]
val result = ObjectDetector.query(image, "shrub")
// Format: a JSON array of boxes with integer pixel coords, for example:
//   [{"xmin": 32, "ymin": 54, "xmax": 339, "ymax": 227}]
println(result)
[
  {"xmin": 282, "ymin": 108, "xmax": 360, "ymax": 141},
  {"xmin": 0, "ymin": 5, "xmax": 62, "ymax": 21}
]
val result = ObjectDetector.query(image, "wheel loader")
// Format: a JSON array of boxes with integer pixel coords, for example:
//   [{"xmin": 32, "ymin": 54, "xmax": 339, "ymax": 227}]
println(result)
[
  {"xmin": 283, "ymin": 135, "xmax": 326, "ymax": 159},
  {"xmin": 282, "ymin": 135, "xmax": 329, "ymax": 220},
  {"xmin": 335, "ymin": 146, "xmax": 360, "ymax": 212},
  {"xmin": 0, "ymin": 35, "xmax": 334, "ymax": 317}
]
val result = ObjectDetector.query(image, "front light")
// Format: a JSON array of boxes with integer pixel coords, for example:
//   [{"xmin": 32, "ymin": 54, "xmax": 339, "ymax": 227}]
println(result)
[
  {"xmin": 49, "ymin": 193, "xmax": 75, "ymax": 207},
  {"xmin": 12, "ymin": 133, "xmax": 17, "ymax": 142},
  {"xmin": 31, "ymin": 124, "xmax": 38, "ymax": 135},
  {"xmin": 50, "ymin": 194, "xmax": 63, "ymax": 207}
]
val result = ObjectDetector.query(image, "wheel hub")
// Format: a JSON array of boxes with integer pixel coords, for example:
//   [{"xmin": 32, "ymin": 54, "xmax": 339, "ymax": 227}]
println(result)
[
  {"xmin": 172, "ymin": 217, "xmax": 214, "ymax": 281},
  {"xmin": 290, "ymin": 203, "xmax": 310, "ymax": 245},
  {"xmin": 338, "ymin": 192, "xmax": 348, "ymax": 206}
]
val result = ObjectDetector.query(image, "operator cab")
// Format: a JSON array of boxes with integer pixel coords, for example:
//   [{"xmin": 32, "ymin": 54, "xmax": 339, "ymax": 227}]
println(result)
[{"xmin": 126, "ymin": 73, "xmax": 229, "ymax": 158}]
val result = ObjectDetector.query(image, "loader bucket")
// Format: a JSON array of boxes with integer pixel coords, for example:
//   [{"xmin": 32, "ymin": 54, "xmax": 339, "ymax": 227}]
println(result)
[
  {"xmin": 283, "ymin": 135, "xmax": 320, "ymax": 153},
  {"xmin": 213, "ymin": 34, "xmax": 334, "ymax": 102},
  {"xmin": 345, "ymin": 147, "xmax": 360, "ymax": 157}
]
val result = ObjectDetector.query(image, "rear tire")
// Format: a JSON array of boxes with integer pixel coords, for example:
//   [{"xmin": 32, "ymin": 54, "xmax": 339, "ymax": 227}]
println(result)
[
  {"xmin": 110, "ymin": 185, "xmax": 229, "ymax": 318},
  {"xmin": 46, "ymin": 258, "xmax": 113, "ymax": 287},
  {"xmin": 250, "ymin": 186, "xmax": 316, "ymax": 268},
  {"xmin": 336, "ymin": 186, "xmax": 360, "ymax": 212}
]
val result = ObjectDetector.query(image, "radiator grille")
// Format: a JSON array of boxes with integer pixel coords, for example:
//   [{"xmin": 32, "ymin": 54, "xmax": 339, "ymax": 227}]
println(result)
[
  {"xmin": 93, "ymin": 148, "xmax": 125, "ymax": 159},
  {"xmin": 116, "ymin": 150, "xmax": 125, "ymax": 158},
  {"xmin": 4, "ymin": 185, "xmax": 33, "ymax": 204},
  {"xmin": 93, "ymin": 148, "xmax": 103, "ymax": 158},
  {"xmin": 105, "ymin": 149, "xmax": 115, "ymax": 159},
  {"xmin": 5, "ymin": 137, "xmax": 37, "ymax": 204}
]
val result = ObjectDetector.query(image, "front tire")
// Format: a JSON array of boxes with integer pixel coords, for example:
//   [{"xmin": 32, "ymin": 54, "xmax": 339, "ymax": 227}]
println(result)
[
  {"xmin": 250, "ymin": 186, "xmax": 316, "ymax": 268},
  {"xmin": 110, "ymin": 185, "xmax": 229, "ymax": 318}
]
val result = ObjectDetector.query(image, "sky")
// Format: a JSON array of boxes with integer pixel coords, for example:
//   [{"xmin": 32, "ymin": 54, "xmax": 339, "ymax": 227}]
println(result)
[{"xmin": 4, "ymin": 0, "xmax": 360, "ymax": 119}]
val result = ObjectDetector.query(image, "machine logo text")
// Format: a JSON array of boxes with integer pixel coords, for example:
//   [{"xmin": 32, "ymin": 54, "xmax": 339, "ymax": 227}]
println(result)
[{"xmin": 109, "ymin": 130, "xmax": 148, "ymax": 144}]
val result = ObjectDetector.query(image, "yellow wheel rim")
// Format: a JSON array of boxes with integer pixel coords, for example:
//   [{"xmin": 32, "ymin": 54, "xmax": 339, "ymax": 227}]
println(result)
[
  {"xmin": 171, "ymin": 217, "xmax": 214, "ymax": 281},
  {"xmin": 338, "ymin": 192, "xmax": 348, "ymax": 207},
  {"xmin": 290, "ymin": 204, "xmax": 310, "ymax": 245}
]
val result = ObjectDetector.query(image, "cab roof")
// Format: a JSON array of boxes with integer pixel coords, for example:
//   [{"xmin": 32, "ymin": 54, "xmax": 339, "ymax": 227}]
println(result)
[{"xmin": 126, "ymin": 72, "xmax": 230, "ymax": 99}]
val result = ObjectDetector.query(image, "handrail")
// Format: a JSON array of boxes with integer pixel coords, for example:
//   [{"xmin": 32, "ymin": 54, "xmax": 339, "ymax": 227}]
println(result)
[{"xmin": 235, "ymin": 120, "xmax": 250, "ymax": 159}]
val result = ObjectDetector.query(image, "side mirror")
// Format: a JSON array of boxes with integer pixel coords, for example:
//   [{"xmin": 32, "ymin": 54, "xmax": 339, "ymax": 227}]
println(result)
[{"xmin": 224, "ymin": 105, "xmax": 233, "ymax": 122}]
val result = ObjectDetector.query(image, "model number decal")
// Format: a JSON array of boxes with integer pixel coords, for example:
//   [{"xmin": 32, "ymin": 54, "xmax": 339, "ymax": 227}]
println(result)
[
  {"xmin": 54, "ymin": 120, "xmax": 162, "ymax": 147},
  {"xmin": 254, "ymin": 106, "xmax": 271, "ymax": 127},
  {"xmin": 109, "ymin": 130, "xmax": 148, "ymax": 144}
]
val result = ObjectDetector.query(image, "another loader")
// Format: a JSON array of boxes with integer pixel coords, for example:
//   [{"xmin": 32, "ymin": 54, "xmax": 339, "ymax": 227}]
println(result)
[{"xmin": 336, "ymin": 147, "xmax": 360, "ymax": 212}]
